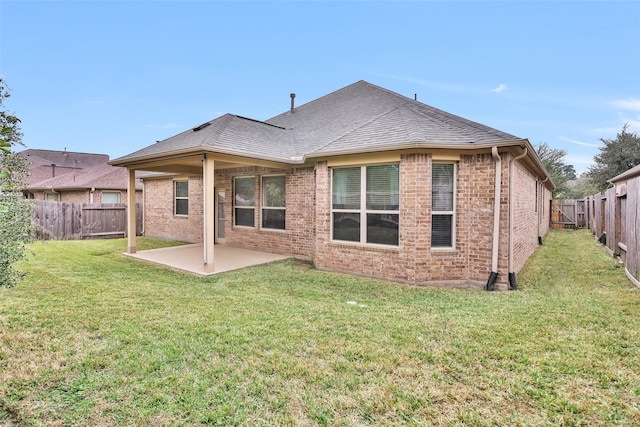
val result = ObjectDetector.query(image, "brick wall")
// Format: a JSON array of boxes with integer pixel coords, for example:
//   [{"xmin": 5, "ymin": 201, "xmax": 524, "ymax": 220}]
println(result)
[
  {"xmin": 143, "ymin": 176, "xmax": 203, "ymax": 242},
  {"xmin": 314, "ymin": 152, "xmax": 509, "ymax": 288},
  {"xmin": 217, "ymin": 166, "xmax": 316, "ymax": 259},
  {"xmin": 59, "ymin": 190, "xmax": 90, "ymax": 203},
  {"xmin": 143, "ymin": 167, "xmax": 316, "ymax": 258},
  {"xmin": 141, "ymin": 152, "xmax": 548, "ymax": 290},
  {"xmin": 511, "ymin": 158, "xmax": 540, "ymax": 273}
]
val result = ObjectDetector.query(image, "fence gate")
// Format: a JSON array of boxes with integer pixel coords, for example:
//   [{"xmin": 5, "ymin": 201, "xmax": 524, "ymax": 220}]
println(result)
[{"xmin": 551, "ymin": 199, "xmax": 584, "ymax": 229}]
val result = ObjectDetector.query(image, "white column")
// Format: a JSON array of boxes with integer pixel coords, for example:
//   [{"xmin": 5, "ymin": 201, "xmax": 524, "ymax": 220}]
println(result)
[
  {"xmin": 203, "ymin": 156, "xmax": 215, "ymax": 272},
  {"xmin": 127, "ymin": 168, "xmax": 137, "ymax": 253}
]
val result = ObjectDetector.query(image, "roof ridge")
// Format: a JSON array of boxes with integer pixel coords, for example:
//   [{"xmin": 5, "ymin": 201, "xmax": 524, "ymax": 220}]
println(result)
[{"xmin": 266, "ymin": 80, "xmax": 371, "ymax": 122}]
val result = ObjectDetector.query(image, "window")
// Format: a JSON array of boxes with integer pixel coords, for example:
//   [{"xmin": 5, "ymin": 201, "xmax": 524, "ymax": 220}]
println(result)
[
  {"xmin": 102, "ymin": 192, "xmax": 120, "ymax": 204},
  {"xmin": 45, "ymin": 192, "xmax": 57, "ymax": 201},
  {"xmin": 431, "ymin": 163, "xmax": 456, "ymax": 248},
  {"xmin": 174, "ymin": 180, "xmax": 188, "ymax": 216},
  {"xmin": 234, "ymin": 176, "xmax": 255, "ymax": 227},
  {"xmin": 262, "ymin": 175, "xmax": 285, "ymax": 230},
  {"xmin": 332, "ymin": 164, "xmax": 399, "ymax": 246}
]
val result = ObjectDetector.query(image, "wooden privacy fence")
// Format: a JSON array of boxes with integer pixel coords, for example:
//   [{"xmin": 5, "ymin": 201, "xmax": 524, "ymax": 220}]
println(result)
[
  {"xmin": 572, "ymin": 178, "xmax": 640, "ymax": 288},
  {"xmin": 33, "ymin": 200, "xmax": 143, "ymax": 240}
]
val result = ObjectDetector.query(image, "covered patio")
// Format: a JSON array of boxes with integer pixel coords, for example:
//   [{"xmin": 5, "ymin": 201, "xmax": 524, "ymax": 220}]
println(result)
[{"xmin": 124, "ymin": 244, "xmax": 292, "ymax": 276}]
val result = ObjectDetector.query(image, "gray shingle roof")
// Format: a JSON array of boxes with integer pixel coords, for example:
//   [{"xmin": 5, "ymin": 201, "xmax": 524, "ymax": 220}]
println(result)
[
  {"xmin": 27, "ymin": 162, "xmax": 143, "ymax": 191},
  {"xmin": 112, "ymin": 80, "xmax": 522, "ymax": 165},
  {"xmin": 20, "ymin": 149, "xmax": 109, "ymax": 169},
  {"xmin": 117, "ymin": 113, "xmax": 293, "ymax": 162}
]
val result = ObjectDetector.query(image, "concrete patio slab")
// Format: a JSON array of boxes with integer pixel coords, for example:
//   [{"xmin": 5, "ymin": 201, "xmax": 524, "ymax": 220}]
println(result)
[{"xmin": 124, "ymin": 244, "xmax": 291, "ymax": 276}]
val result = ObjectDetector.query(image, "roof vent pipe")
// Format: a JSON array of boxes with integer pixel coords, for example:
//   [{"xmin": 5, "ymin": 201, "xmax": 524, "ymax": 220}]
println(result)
[{"xmin": 290, "ymin": 93, "xmax": 295, "ymax": 113}]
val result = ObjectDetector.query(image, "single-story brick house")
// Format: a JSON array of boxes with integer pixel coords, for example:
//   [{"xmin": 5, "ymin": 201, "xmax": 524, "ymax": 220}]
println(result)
[{"xmin": 111, "ymin": 80, "xmax": 554, "ymax": 290}]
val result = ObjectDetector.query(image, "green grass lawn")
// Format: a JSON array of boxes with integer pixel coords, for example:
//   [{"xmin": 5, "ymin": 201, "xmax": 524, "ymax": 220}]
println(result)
[{"xmin": 1, "ymin": 230, "xmax": 639, "ymax": 426}]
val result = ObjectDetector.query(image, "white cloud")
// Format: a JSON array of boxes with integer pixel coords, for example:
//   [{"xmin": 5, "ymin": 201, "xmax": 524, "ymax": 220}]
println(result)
[
  {"xmin": 491, "ymin": 84, "xmax": 507, "ymax": 93},
  {"xmin": 559, "ymin": 136, "xmax": 600, "ymax": 148},
  {"xmin": 610, "ymin": 98, "xmax": 640, "ymax": 111}
]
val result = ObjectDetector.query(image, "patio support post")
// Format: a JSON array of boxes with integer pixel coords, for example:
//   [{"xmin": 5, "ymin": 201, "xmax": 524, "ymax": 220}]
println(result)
[
  {"xmin": 203, "ymin": 155, "xmax": 215, "ymax": 272},
  {"xmin": 127, "ymin": 168, "xmax": 137, "ymax": 253}
]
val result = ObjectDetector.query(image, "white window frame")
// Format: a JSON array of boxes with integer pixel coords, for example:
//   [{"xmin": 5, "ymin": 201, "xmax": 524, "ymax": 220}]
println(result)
[
  {"xmin": 233, "ymin": 176, "xmax": 256, "ymax": 228},
  {"xmin": 102, "ymin": 191, "xmax": 120, "ymax": 204},
  {"xmin": 330, "ymin": 164, "xmax": 400, "ymax": 247},
  {"xmin": 174, "ymin": 179, "xmax": 189, "ymax": 216},
  {"xmin": 431, "ymin": 162, "xmax": 457, "ymax": 250},
  {"xmin": 261, "ymin": 175, "xmax": 286, "ymax": 231},
  {"xmin": 45, "ymin": 192, "xmax": 58, "ymax": 201}
]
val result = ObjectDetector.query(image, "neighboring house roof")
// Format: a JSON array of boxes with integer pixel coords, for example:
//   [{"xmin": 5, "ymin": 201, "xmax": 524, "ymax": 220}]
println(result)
[
  {"xmin": 19, "ymin": 149, "xmax": 111, "ymax": 186},
  {"xmin": 609, "ymin": 163, "xmax": 640, "ymax": 183},
  {"xmin": 27, "ymin": 165, "xmax": 81, "ymax": 185},
  {"xmin": 27, "ymin": 162, "xmax": 143, "ymax": 191},
  {"xmin": 20, "ymin": 149, "xmax": 109, "ymax": 169}
]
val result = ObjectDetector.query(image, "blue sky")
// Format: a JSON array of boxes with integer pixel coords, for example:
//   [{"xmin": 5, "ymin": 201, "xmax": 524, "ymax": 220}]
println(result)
[{"xmin": 1, "ymin": 1, "xmax": 639, "ymax": 175}]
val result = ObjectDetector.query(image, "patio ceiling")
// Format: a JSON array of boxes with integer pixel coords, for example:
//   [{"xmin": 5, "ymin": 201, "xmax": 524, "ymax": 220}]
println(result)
[{"xmin": 113, "ymin": 151, "xmax": 294, "ymax": 175}]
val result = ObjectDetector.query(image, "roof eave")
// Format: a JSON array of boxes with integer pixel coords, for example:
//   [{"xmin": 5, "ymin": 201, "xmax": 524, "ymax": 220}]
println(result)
[{"xmin": 109, "ymin": 146, "xmax": 300, "ymax": 169}]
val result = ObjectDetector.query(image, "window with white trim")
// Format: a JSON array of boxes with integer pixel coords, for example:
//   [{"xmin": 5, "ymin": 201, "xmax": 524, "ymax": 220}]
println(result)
[
  {"xmin": 45, "ymin": 192, "xmax": 57, "ymax": 201},
  {"xmin": 431, "ymin": 163, "xmax": 456, "ymax": 248},
  {"xmin": 174, "ymin": 180, "xmax": 188, "ymax": 216},
  {"xmin": 261, "ymin": 175, "xmax": 285, "ymax": 230},
  {"xmin": 102, "ymin": 192, "xmax": 120, "ymax": 203},
  {"xmin": 234, "ymin": 176, "xmax": 255, "ymax": 227},
  {"xmin": 332, "ymin": 164, "xmax": 399, "ymax": 246}
]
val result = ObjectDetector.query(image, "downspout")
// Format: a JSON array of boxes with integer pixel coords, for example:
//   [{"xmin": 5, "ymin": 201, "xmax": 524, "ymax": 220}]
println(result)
[
  {"xmin": 90, "ymin": 187, "xmax": 96, "ymax": 204},
  {"xmin": 507, "ymin": 147, "xmax": 528, "ymax": 291},
  {"xmin": 487, "ymin": 146, "xmax": 502, "ymax": 291},
  {"xmin": 538, "ymin": 177, "xmax": 549, "ymax": 245}
]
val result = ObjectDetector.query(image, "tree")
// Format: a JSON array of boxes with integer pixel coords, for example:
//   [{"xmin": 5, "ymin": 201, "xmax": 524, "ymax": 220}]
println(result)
[
  {"xmin": 0, "ymin": 79, "xmax": 33, "ymax": 288},
  {"xmin": 535, "ymin": 142, "xmax": 577, "ymax": 199},
  {"xmin": 586, "ymin": 124, "xmax": 640, "ymax": 192}
]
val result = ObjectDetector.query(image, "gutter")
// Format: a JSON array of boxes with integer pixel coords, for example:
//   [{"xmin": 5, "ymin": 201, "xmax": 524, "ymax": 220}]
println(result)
[
  {"xmin": 487, "ymin": 146, "xmax": 502, "ymax": 291},
  {"xmin": 507, "ymin": 147, "xmax": 528, "ymax": 291},
  {"xmin": 109, "ymin": 139, "xmax": 535, "ymax": 169}
]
